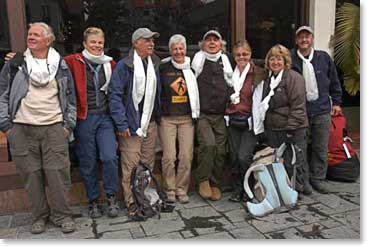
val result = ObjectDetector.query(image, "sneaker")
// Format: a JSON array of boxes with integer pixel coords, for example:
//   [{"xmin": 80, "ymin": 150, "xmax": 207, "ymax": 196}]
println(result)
[
  {"xmin": 310, "ymin": 180, "xmax": 329, "ymax": 194},
  {"xmin": 60, "ymin": 218, "xmax": 76, "ymax": 234},
  {"xmin": 177, "ymin": 194, "xmax": 189, "ymax": 204},
  {"xmin": 88, "ymin": 200, "xmax": 103, "ymax": 219},
  {"xmin": 106, "ymin": 194, "xmax": 119, "ymax": 218},
  {"xmin": 30, "ymin": 219, "xmax": 46, "ymax": 234}
]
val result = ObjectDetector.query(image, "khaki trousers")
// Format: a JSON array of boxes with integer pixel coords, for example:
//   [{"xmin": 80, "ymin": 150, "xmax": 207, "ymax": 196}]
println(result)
[
  {"xmin": 158, "ymin": 116, "xmax": 194, "ymax": 197},
  {"xmin": 118, "ymin": 122, "xmax": 157, "ymax": 208},
  {"xmin": 8, "ymin": 123, "xmax": 72, "ymax": 224}
]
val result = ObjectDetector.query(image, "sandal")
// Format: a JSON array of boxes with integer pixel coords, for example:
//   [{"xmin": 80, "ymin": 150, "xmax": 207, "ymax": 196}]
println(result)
[
  {"xmin": 30, "ymin": 220, "xmax": 46, "ymax": 234},
  {"xmin": 61, "ymin": 219, "xmax": 76, "ymax": 234}
]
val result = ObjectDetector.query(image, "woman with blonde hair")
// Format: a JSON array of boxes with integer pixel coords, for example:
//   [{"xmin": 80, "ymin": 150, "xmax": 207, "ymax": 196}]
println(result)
[{"xmin": 252, "ymin": 44, "xmax": 309, "ymax": 196}]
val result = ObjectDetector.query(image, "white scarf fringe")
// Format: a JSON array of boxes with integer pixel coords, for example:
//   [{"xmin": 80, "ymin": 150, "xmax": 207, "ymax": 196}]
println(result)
[
  {"xmin": 133, "ymin": 50, "xmax": 157, "ymax": 137},
  {"xmin": 230, "ymin": 63, "xmax": 251, "ymax": 104},
  {"xmin": 297, "ymin": 48, "xmax": 319, "ymax": 101},
  {"xmin": 252, "ymin": 69, "xmax": 284, "ymax": 135}
]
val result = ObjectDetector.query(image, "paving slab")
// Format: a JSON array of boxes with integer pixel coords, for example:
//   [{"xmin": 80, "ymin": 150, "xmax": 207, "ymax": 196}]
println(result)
[
  {"xmin": 179, "ymin": 206, "xmax": 221, "ymax": 220},
  {"xmin": 290, "ymin": 205, "xmax": 327, "ymax": 224},
  {"xmin": 0, "ymin": 228, "xmax": 17, "ymax": 239},
  {"xmin": 339, "ymin": 193, "xmax": 360, "ymax": 205},
  {"xmin": 180, "ymin": 230, "xmax": 195, "ymax": 238},
  {"xmin": 266, "ymin": 227, "xmax": 306, "ymax": 239},
  {"xmin": 0, "ymin": 215, "xmax": 11, "ymax": 229},
  {"xmin": 296, "ymin": 223, "xmax": 325, "ymax": 239},
  {"xmin": 320, "ymin": 226, "xmax": 360, "ymax": 239},
  {"xmin": 230, "ymin": 226, "xmax": 265, "ymax": 239},
  {"xmin": 146, "ymin": 231, "xmax": 183, "ymax": 239},
  {"xmin": 130, "ymin": 226, "xmax": 146, "ymax": 239},
  {"xmin": 322, "ymin": 180, "xmax": 360, "ymax": 194},
  {"xmin": 10, "ymin": 213, "xmax": 31, "ymax": 228},
  {"xmin": 61, "ymin": 229, "xmax": 95, "ymax": 239},
  {"xmin": 224, "ymin": 209, "xmax": 248, "ymax": 223},
  {"xmin": 206, "ymin": 192, "xmax": 244, "ymax": 212},
  {"xmin": 140, "ymin": 217, "xmax": 185, "ymax": 236},
  {"xmin": 17, "ymin": 230, "xmax": 64, "ymax": 239},
  {"xmin": 194, "ymin": 231, "xmax": 234, "ymax": 239},
  {"xmin": 318, "ymin": 218, "xmax": 343, "ymax": 229},
  {"xmin": 312, "ymin": 194, "xmax": 359, "ymax": 214},
  {"xmin": 250, "ymin": 213, "xmax": 303, "ymax": 234},
  {"xmin": 100, "ymin": 229, "xmax": 132, "ymax": 239},
  {"xmin": 330, "ymin": 209, "xmax": 360, "ymax": 233},
  {"xmin": 97, "ymin": 217, "xmax": 140, "ymax": 232},
  {"xmin": 180, "ymin": 193, "xmax": 208, "ymax": 209}
]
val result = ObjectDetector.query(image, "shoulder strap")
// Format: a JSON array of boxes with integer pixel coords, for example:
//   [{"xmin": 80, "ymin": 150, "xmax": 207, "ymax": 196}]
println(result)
[{"xmin": 8, "ymin": 52, "xmax": 24, "ymax": 86}]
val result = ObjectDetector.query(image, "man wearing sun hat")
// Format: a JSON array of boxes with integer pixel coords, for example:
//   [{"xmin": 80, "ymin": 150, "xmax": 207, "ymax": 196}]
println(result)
[
  {"xmin": 108, "ymin": 27, "xmax": 161, "ymax": 220},
  {"xmin": 291, "ymin": 25, "xmax": 342, "ymax": 195}
]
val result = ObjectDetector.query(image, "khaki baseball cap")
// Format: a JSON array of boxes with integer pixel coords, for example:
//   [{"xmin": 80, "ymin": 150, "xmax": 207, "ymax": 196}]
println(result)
[
  {"xmin": 131, "ymin": 27, "xmax": 160, "ymax": 43},
  {"xmin": 295, "ymin": 26, "xmax": 314, "ymax": 36},
  {"xmin": 203, "ymin": 30, "xmax": 222, "ymax": 40}
]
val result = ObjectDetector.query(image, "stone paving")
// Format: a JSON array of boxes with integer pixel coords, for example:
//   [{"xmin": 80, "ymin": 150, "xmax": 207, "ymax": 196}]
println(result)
[{"xmin": 0, "ymin": 178, "xmax": 360, "ymax": 240}]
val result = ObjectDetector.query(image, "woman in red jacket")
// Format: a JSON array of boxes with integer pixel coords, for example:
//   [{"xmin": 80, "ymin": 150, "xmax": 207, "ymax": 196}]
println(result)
[{"xmin": 64, "ymin": 27, "xmax": 119, "ymax": 219}]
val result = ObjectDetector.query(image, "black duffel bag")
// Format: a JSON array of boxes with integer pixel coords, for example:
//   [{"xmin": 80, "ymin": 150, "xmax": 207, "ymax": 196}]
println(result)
[{"xmin": 229, "ymin": 114, "xmax": 250, "ymax": 130}]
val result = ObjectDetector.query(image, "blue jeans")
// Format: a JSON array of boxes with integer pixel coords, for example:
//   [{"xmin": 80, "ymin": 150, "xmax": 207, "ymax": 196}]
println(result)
[{"xmin": 75, "ymin": 114, "xmax": 118, "ymax": 201}]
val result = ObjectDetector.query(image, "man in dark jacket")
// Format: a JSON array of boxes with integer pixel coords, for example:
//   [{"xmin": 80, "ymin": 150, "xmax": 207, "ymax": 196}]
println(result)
[
  {"xmin": 108, "ymin": 27, "xmax": 161, "ymax": 220},
  {"xmin": 291, "ymin": 26, "xmax": 342, "ymax": 194}
]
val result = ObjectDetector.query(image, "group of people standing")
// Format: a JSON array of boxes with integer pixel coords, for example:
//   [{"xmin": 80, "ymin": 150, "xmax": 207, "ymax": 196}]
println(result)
[{"xmin": 0, "ymin": 22, "xmax": 342, "ymax": 234}]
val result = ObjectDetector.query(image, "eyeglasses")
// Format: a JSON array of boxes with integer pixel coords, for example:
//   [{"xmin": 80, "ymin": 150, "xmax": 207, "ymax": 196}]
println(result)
[{"xmin": 235, "ymin": 53, "xmax": 250, "ymax": 57}]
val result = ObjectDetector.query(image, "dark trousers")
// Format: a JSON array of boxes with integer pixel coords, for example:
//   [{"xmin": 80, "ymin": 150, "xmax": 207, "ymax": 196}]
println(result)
[
  {"xmin": 228, "ymin": 126, "xmax": 257, "ymax": 194},
  {"xmin": 8, "ymin": 123, "xmax": 72, "ymax": 224},
  {"xmin": 75, "ymin": 113, "xmax": 119, "ymax": 201},
  {"xmin": 307, "ymin": 112, "xmax": 331, "ymax": 182},
  {"xmin": 195, "ymin": 114, "xmax": 227, "ymax": 188},
  {"xmin": 266, "ymin": 128, "xmax": 308, "ymax": 192}
]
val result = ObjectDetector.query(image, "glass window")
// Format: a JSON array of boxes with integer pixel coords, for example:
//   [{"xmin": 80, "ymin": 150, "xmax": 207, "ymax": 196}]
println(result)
[
  {"xmin": 22, "ymin": 0, "xmax": 231, "ymax": 59},
  {"xmin": 246, "ymin": 0, "xmax": 303, "ymax": 59},
  {"xmin": 0, "ymin": 0, "xmax": 11, "ymax": 69}
]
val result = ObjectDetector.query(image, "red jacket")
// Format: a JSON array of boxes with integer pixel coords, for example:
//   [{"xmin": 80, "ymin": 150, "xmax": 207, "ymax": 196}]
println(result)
[{"xmin": 64, "ymin": 53, "xmax": 116, "ymax": 120}]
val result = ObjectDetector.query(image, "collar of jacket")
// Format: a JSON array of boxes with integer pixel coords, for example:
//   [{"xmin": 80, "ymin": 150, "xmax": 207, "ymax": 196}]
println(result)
[{"xmin": 124, "ymin": 48, "xmax": 161, "ymax": 71}]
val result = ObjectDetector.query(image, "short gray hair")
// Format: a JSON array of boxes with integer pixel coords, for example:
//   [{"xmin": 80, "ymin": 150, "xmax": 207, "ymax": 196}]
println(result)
[
  {"xmin": 168, "ymin": 34, "xmax": 187, "ymax": 52},
  {"xmin": 29, "ymin": 22, "xmax": 56, "ymax": 45}
]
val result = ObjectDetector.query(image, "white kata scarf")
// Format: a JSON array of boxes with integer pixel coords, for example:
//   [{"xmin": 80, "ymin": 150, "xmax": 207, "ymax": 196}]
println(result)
[
  {"xmin": 297, "ymin": 48, "xmax": 319, "ymax": 101},
  {"xmin": 132, "ymin": 50, "xmax": 157, "ymax": 137},
  {"xmin": 161, "ymin": 56, "xmax": 200, "ymax": 119},
  {"xmin": 82, "ymin": 49, "xmax": 113, "ymax": 94},
  {"xmin": 230, "ymin": 63, "xmax": 251, "ymax": 104},
  {"xmin": 191, "ymin": 50, "xmax": 233, "ymax": 87},
  {"xmin": 252, "ymin": 69, "xmax": 284, "ymax": 135},
  {"xmin": 24, "ymin": 47, "xmax": 60, "ymax": 87}
]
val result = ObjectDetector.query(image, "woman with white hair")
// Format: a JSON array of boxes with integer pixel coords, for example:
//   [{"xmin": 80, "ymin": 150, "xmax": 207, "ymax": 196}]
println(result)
[{"xmin": 158, "ymin": 34, "xmax": 200, "ymax": 204}]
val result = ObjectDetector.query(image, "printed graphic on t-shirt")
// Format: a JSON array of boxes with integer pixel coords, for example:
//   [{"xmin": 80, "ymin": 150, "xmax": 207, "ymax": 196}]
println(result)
[{"xmin": 170, "ymin": 76, "xmax": 188, "ymax": 103}]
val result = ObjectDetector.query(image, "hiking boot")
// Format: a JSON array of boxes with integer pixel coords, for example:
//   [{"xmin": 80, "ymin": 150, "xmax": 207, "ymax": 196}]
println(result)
[
  {"xmin": 177, "ymin": 194, "xmax": 189, "ymax": 204},
  {"xmin": 303, "ymin": 182, "xmax": 313, "ymax": 195},
  {"xmin": 310, "ymin": 180, "xmax": 329, "ymax": 194},
  {"xmin": 106, "ymin": 194, "xmax": 119, "ymax": 218},
  {"xmin": 166, "ymin": 193, "xmax": 176, "ymax": 203},
  {"xmin": 210, "ymin": 187, "xmax": 222, "ymax": 201},
  {"xmin": 60, "ymin": 218, "xmax": 76, "ymax": 234},
  {"xmin": 229, "ymin": 191, "xmax": 242, "ymax": 202},
  {"xmin": 88, "ymin": 200, "xmax": 103, "ymax": 219},
  {"xmin": 198, "ymin": 180, "xmax": 212, "ymax": 199},
  {"xmin": 30, "ymin": 219, "xmax": 47, "ymax": 234}
]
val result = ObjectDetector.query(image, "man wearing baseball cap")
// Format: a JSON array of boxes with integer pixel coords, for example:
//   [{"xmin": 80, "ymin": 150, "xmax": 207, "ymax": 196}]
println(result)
[
  {"xmin": 291, "ymin": 26, "xmax": 342, "ymax": 195},
  {"xmin": 108, "ymin": 27, "xmax": 161, "ymax": 220},
  {"xmin": 191, "ymin": 30, "xmax": 234, "ymax": 201}
]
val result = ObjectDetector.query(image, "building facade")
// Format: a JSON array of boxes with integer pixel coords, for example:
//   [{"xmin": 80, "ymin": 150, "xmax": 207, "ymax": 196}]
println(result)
[{"xmin": 0, "ymin": 0, "xmax": 337, "ymax": 62}]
